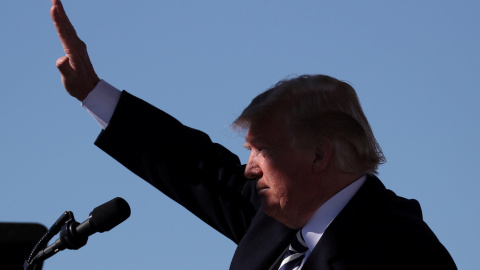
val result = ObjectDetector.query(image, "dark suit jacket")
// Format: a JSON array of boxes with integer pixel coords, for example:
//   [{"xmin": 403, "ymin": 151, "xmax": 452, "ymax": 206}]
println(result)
[{"xmin": 94, "ymin": 91, "xmax": 456, "ymax": 269}]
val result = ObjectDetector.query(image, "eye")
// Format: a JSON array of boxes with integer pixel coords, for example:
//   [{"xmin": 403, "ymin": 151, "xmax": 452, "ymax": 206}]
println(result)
[
  {"xmin": 243, "ymin": 142, "xmax": 268, "ymax": 156},
  {"xmin": 257, "ymin": 147, "xmax": 270, "ymax": 158}
]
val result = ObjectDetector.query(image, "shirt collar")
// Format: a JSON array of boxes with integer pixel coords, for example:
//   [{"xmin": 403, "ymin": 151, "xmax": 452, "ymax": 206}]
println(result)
[{"xmin": 302, "ymin": 175, "xmax": 367, "ymax": 252}]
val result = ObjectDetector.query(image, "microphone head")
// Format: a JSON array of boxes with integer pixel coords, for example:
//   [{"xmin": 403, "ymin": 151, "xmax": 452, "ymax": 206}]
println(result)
[{"xmin": 89, "ymin": 197, "xmax": 131, "ymax": 233}]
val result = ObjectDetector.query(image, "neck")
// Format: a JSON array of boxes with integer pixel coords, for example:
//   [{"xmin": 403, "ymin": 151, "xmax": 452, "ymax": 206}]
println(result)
[{"xmin": 292, "ymin": 172, "xmax": 364, "ymax": 229}]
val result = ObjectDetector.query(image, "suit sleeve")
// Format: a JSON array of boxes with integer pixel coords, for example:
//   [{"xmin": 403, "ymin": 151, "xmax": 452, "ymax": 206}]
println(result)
[{"xmin": 94, "ymin": 91, "xmax": 260, "ymax": 244}]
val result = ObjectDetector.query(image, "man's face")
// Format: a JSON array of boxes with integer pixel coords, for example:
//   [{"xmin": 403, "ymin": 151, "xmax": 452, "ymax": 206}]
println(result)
[{"xmin": 244, "ymin": 112, "xmax": 322, "ymax": 229}]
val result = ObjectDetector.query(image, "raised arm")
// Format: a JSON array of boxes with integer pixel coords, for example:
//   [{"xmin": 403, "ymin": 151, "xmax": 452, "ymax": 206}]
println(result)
[{"xmin": 50, "ymin": 0, "xmax": 100, "ymax": 101}]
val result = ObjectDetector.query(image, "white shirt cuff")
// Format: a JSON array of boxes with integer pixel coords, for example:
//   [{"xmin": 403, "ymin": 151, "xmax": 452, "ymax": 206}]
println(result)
[{"xmin": 81, "ymin": 80, "xmax": 121, "ymax": 129}]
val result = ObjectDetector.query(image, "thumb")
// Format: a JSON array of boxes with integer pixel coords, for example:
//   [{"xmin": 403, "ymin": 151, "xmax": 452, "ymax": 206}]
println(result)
[{"xmin": 56, "ymin": 56, "xmax": 75, "ymax": 78}]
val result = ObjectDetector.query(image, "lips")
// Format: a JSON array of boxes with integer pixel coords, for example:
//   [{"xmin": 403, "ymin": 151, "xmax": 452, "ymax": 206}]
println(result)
[{"xmin": 256, "ymin": 181, "xmax": 270, "ymax": 195}]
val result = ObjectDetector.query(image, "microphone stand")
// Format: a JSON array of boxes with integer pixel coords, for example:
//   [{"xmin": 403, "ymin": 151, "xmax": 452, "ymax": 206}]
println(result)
[{"xmin": 24, "ymin": 211, "xmax": 85, "ymax": 270}]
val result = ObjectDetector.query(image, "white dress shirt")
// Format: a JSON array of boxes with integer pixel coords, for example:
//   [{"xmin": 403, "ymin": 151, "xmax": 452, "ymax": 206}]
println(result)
[{"xmin": 81, "ymin": 80, "xmax": 121, "ymax": 129}]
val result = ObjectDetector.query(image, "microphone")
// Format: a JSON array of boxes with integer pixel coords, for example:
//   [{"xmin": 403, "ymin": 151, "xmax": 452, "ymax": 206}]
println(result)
[
  {"xmin": 31, "ymin": 197, "xmax": 131, "ymax": 263},
  {"xmin": 76, "ymin": 197, "xmax": 131, "ymax": 236}
]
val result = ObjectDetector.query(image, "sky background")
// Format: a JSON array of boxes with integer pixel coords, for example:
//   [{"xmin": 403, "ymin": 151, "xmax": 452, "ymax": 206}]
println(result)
[{"xmin": 1, "ymin": 0, "xmax": 478, "ymax": 269}]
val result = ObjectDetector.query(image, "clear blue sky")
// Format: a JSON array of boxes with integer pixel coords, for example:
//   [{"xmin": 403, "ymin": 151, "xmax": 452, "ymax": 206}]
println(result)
[{"xmin": 1, "ymin": 0, "xmax": 478, "ymax": 269}]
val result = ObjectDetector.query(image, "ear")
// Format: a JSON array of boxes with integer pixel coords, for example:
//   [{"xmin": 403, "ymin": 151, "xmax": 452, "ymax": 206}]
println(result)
[{"xmin": 312, "ymin": 139, "xmax": 333, "ymax": 174}]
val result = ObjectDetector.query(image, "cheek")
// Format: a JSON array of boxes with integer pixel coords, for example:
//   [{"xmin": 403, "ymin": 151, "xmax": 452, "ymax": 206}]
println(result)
[
  {"xmin": 270, "ymin": 161, "xmax": 310, "ymax": 197},
  {"xmin": 266, "ymin": 168, "xmax": 295, "ymax": 203}
]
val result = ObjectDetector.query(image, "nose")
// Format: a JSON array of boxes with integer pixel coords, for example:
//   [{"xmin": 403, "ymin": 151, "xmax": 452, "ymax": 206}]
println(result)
[{"xmin": 244, "ymin": 155, "xmax": 262, "ymax": 179}]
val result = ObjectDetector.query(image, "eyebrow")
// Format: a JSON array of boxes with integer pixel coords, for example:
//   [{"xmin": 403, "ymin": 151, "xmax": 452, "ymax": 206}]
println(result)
[
  {"xmin": 244, "ymin": 135, "xmax": 272, "ymax": 150},
  {"xmin": 244, "ymin": 136, "xmax": 264, "ymax": 147},
  {"xmin": 242, "ymin": 142, "xmax": 251, "ymax": 150}
]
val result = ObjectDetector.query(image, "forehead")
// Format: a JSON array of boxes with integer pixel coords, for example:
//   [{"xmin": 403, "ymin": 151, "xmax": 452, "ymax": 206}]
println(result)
[{"xmin": 245, "ymin": 111, "xmax": 292, "ymax": 145}]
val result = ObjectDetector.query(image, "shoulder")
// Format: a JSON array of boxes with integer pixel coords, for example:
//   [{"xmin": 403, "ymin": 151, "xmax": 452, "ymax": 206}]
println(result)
[{"xmin": 327, "ymin": 175, "xmax": 457, "ymax": 269}]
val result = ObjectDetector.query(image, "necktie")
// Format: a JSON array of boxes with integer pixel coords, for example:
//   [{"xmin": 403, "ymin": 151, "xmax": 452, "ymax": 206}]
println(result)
[{"xmin": 278, "ymin": 230, "xmax": 309, "ymax": 270}]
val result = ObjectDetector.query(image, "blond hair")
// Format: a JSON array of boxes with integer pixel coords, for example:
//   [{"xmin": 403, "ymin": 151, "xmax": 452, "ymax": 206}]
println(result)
[{"xmin": 233, "ymin": 74, "xmax": 385, "ymax": 174}]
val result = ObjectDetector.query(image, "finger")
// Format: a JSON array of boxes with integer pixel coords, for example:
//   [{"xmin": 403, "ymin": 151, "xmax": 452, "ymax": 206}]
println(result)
[
  {"xmin": 56, "ymin": 56, "xmax": 75, "ymax": 78},
  {"xmin": 51, "ymin": 0, "xmax": 76, "ymax": 37},
  {"xmin": 50, "ymin": 0, "xmax": 79, "ymax": 54},
  {"xmin": 55, "ymin": 0, "xmax": 77, "ymax": 36}
]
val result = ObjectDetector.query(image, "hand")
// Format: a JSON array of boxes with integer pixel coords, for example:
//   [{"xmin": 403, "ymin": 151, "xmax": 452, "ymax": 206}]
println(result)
[{"xmin": 50, "ymin": 0, "xmax": 100, "ymax": 101}]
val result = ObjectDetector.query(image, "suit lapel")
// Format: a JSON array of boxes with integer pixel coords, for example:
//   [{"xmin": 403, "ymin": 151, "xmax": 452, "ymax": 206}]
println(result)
[
  {"xmin": 301, "ymin": 175, "xmax": 388, "ymax": 270},
  {"xmin": 267, "ymin": 245, "xmax": 289, "ymax": 270},
  {"xmin": 231, "ymin": 210, "xmax": 295, "ymax": 270}
]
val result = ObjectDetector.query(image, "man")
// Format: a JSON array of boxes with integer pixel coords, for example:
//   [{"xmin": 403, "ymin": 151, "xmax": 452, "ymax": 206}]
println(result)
[{"xmin": 50, "ymin": 0, "xmax": 457, "ymax": 269}]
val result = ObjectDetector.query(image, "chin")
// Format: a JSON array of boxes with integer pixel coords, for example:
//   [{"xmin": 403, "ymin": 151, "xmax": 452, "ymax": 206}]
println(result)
[
  {"xmin": 261, "ymin": 203, "xmax": 303, "ymax": 229},
  {"xmin": 260, "ymin": 201, "xmax": 277, "ymax": 217},
  {"xmin": 261, "ymin": 202, "xmax": 284, "ymax": 223}
]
